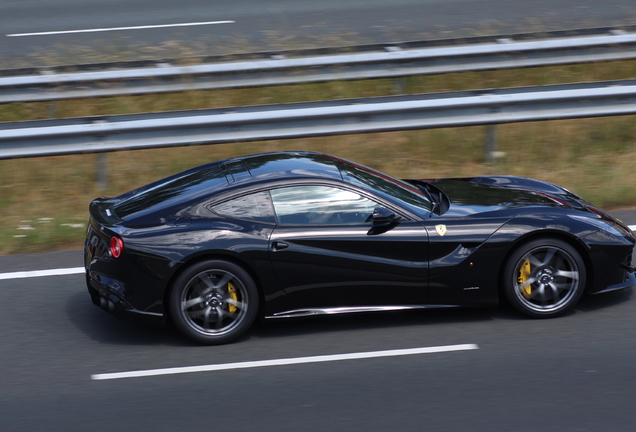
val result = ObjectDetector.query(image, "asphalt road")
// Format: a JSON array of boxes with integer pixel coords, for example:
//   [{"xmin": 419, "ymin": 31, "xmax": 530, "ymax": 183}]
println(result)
[
  {"xmin": 2, "ymin": 0, "xmax": 636, "ymax": 60},
  {"xmin": 1, "ymin": 210, "xmax": 635, "ymax": 432}
]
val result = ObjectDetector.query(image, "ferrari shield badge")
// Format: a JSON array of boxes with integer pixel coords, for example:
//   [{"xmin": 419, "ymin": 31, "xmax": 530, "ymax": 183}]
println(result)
[{"xmin": 435, "ymin": 224, "xmax": 447, "ymax": 236}]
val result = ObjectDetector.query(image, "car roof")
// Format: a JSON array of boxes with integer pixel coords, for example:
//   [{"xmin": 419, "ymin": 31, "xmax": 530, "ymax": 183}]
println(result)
[
  {"xmin": 228, "ymin": 151, "xmax": 343, "ymax": 183},
  {"xmin": 111, "ymin": 152, "xmax": 345, "ymax": 221}
]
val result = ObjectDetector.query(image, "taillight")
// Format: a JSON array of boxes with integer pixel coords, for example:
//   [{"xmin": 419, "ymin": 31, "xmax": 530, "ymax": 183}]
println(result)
[{"xmin": 110, "ymin": 236, "xmax": 124, "ymax": 258}]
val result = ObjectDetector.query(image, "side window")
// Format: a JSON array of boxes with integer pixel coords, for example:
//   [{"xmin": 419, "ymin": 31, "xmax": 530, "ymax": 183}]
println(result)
[
  {"xmin": 270, "ymin": 185, "xmax": 379, "ymax": 225},
  {"xmin": 211, "ymin": 191, "xmax": 276, "ymax": 224}
]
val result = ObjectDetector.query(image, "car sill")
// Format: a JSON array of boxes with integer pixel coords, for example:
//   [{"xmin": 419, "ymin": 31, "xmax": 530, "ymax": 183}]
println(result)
[{"xmin": 265, "ymin": 305, "xmax": 461, "ymax": 319}]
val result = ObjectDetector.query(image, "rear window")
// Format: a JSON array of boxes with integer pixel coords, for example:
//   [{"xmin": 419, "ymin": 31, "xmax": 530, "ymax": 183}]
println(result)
[
  {"xmin": 211, "ymin": 192, "xmax": 276, "ymax": 224},
  {"xmin": 113, "ymin": 166, "xmax": 227, "ymax": 219}
]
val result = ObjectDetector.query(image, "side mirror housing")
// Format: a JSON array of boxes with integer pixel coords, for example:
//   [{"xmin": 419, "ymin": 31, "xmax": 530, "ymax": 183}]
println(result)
[{"xmin": 372, "ymin": 207, "xmax": 401, "ymax": 227}]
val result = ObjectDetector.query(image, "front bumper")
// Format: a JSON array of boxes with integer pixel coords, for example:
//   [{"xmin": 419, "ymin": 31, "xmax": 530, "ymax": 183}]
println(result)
[{"xmin": 592, "ymin": 269, "xmax": 636, "ymax": 295}]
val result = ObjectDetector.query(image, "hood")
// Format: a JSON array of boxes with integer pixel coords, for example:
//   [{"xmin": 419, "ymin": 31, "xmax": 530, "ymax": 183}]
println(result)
[{"xmin": 429, "ymin": 179, "xmax": 564, "ymax": 217}]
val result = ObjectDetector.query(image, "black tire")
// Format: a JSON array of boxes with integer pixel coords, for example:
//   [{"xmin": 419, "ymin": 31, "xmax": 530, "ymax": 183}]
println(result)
[
  {"xmin": 503, "ymin": 238, "xmax": 586, "ymax": 318},
  {"xmin": 169, "ymin": 260, "xmax": 259, "ymax": 345}
]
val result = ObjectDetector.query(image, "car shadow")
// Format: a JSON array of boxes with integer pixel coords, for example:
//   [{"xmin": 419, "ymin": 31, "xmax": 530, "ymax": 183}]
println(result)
[
  {"xmin": 66, "ymin": 286, "xmax": 633, "ymax": 346},
  {"xmin": 576, "ymin": 287, "xmax": 633, "ymax": 313},
  {"xmin": 251, "ymin": 305, "xmax": 522, "ymax": 340},
  {"xmin": 65, "ymin": 291, "xmax": 190, "ymax": 347},
  {"xmin": 251, "ymin": 286, "xmax": 634, "ymax": 340},
  {"xmin": 67, "ymin": 287, "xmax": 514, "ymax": 345}
]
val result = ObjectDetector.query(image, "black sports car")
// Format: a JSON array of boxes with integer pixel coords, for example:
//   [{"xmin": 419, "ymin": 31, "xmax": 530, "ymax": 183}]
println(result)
[{"xmin": 85, "ymin": 151, "xmax": 636, "ymax": 344}]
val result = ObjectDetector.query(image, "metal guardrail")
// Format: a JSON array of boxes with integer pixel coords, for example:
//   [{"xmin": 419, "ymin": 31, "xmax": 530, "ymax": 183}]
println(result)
[
  {"xmin": 2, "ymin": 26, "xmax": 636, "ymax": 103},
  {"xmin": 3, "ymin": 79, "xmax": 636, "ymax": 160}
]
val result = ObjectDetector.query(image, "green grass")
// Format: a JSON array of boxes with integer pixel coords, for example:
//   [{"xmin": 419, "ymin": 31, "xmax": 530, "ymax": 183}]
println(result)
[{"xmin": 1, "ymin": 54, "xmax": 636, "ymax": 255}]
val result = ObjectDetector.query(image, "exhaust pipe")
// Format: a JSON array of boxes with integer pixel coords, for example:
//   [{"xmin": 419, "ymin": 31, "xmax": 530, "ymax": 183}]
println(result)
[{"xmin": 99, "ymin": 295, "xmax": 116, "ymax": 313}]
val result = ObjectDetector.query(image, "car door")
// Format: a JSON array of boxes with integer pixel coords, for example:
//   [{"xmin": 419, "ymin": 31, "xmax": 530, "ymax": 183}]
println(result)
[{"xmin": 268, "ymin": 185, "xmax": 429, "ymax": 310}]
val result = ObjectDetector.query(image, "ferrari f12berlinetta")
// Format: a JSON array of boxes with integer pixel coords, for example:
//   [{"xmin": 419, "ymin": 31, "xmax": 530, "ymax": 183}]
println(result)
[{"xmin": 85, "ymin": 152, "xmax": 635, "ymax": 344}]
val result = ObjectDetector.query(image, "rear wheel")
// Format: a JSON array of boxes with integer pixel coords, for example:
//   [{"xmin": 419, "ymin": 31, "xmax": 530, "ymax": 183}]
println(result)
[
  {"xmin": 504, "ymin": 239, "xmax": 586, "ymax": 318},
  {"xmin": 169, "ymin": 260, "xmax": 258, "ymax": 344}
]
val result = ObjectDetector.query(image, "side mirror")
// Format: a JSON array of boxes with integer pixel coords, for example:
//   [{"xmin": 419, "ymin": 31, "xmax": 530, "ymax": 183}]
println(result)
[{"xmin": 372, "ymin": 207, "xmax": 401, "ymax": 227}]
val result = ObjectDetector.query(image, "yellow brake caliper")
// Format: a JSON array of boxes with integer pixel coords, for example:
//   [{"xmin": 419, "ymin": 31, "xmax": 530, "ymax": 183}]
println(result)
[
  {"xmin": 227, "ymin": 282, "xmax": 238, "ymax": 313},
  {"xmin": 518, "ymin": 259, "xmax": 532, "ymax": 298}
]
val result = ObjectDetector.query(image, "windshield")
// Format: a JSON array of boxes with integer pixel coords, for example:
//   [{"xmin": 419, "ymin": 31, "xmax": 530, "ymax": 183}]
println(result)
[{"xmin": 336, "ymin": 158, "xmax": 432, "ymax": 217}]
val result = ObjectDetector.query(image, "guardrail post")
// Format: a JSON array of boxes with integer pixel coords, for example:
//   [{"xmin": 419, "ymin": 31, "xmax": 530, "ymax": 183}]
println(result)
[
  {"xmin": 96, "ymin": 153, "xmax": 108, "ymax": 190},
  {"xmin": 485, "ymin": 124, "xmax": 497, "ymax": 163},
  {"xmin": 393, "ymin": 77, "xmax": 407, "ymax": 94},
  {"xmin": 46, "ymin": 102, "xmax": 57, "ymax": 118}
]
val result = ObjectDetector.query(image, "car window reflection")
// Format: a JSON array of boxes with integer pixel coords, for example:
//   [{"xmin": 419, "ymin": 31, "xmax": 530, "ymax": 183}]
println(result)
[
  {"xmin": 212, "ymin": 191, "xmax": 276, "ymax": 224},
  {"xmin": 338, "ymin": 163, "xmax": 432, "ymax": 217},
  {"xmin": 270, "ymin": 186, "xmax": 379, "ymax": 225}
]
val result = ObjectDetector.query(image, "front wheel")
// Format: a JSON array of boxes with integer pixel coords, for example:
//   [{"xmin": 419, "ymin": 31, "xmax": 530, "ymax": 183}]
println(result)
[
  {"xmin": 503, "ymin": 239, "xmax": 586, "ymax": 318},
  {"xmin": 169, "ymin": 260, "xmax": 259, "ymax": 344}
]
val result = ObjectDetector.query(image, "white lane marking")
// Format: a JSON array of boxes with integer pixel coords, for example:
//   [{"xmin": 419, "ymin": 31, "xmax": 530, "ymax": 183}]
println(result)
[
  {"xmin": 91, "ymin": 344, "xmax": 479, "ymax": 381},
  {"xmin": 7, "ymin": 20, "xmax": 235, "ymax": 37},
  {"xmin": 0, "ymin": 267, "xmax": 84, "ymax": 280}
]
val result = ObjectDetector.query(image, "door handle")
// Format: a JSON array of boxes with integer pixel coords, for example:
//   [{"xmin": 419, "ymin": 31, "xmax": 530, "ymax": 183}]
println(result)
[{"xmin": 272, "ymin": 241, "xmax": 289, "ymax": 251}]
